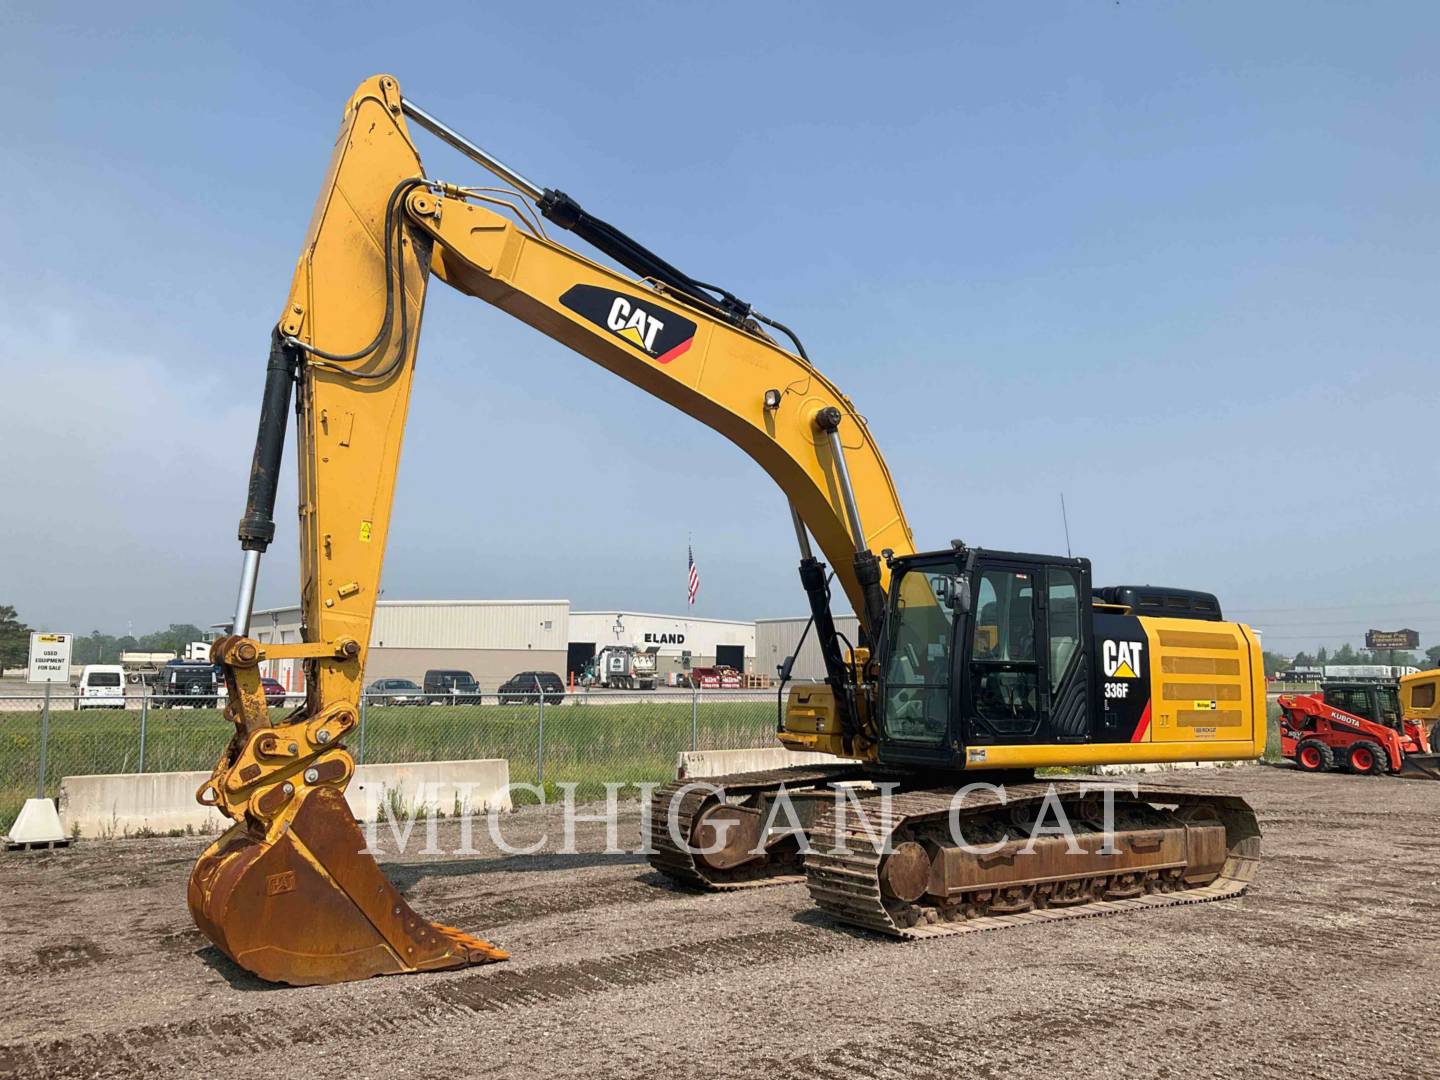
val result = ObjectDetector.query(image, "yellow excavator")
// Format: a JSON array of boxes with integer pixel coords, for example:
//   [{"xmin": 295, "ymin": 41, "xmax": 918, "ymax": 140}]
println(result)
[
  {"xmin": 189, "ymin": 75, "xmax": 1264, "ymax": 986},
  {"xmin": 1400, "ymin": 668, "xmax": 1440, "ymax": 751}
]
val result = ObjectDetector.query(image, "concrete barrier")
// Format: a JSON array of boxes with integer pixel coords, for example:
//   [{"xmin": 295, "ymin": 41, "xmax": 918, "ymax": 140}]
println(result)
[
  {"xmin": 1090, "ymin": 760, "xmax": 1251, "ymax": 776},
  {"xmin": 59, "ymin": 770, "xmax": 227, "ymax": 837},
  {"xmin": 58, "ymin": 758, "xmax": 512, "ymax": 839},
  {"xmin": 675, "ymin": 747, "xmax": 859, "ymax": 780},
  {"xmin": 346, "ymin": 759, "xmax": 512, "ymax": 819}
]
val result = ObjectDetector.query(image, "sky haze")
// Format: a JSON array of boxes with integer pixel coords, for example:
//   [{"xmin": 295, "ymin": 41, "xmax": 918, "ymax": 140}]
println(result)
[{"xmin": 1, "ymin": 2, "xmax": 1436, "ymax": 654}]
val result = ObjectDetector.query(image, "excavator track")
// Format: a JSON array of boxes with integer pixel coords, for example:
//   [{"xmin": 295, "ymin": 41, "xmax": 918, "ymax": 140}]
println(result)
[
  {"xmin": 806, "ymin": 780, "xmax": 1260, "ymax": 939},
  {"xmin": 648, "ymin": 764, "xmax": 869, "ymax": 890}
]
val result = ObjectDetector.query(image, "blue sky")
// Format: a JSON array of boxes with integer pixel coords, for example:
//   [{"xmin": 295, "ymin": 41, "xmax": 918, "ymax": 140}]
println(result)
[{"xmin": 1, "ymin": 2, "xmax": 1436, "ymax": 653}]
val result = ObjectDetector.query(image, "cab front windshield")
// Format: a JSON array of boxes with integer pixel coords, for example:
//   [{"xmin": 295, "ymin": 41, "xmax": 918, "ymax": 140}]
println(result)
[{"xmin": 881, "ymin": 566, "xmax": 960, "ymax": 744}]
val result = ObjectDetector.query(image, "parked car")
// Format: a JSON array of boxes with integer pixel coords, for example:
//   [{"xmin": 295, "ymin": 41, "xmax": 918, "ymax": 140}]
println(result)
[
  {"xmin": 153, "ymin": 660, "xmax": 218, "ymax": 708},
  {"xmin": 497, "ymin": 671, "xmax": 565, "ymax": 705},
  {"xmin": 423, "ymin": 669, "xmax": 482, "ymax": 705},
  {"xmin": 260, "ymin": 677, "xmax": 288, "ymax": 709},
  {"xmin": 366, "ymin": 678, "xmax": 425, "ymax": 705},
  {"xmin": 77, "ymin": 664, "xmax": 127, "ymax": 709}
]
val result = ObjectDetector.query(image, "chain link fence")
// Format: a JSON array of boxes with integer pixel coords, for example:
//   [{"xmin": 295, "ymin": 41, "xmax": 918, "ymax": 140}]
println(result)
[{"xmin": 0, "ymin": 687, "xmax": 789, "ymax": 831}]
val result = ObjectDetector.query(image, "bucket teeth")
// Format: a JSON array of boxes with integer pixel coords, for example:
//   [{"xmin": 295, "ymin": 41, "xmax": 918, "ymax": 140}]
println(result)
[
  {"xmin": 187, "ymin": 785, "xmax": 506, "ymax": 985},
  {"xmin": 433, "ymin": 923, "xmax": 510, "ymax": 963}
]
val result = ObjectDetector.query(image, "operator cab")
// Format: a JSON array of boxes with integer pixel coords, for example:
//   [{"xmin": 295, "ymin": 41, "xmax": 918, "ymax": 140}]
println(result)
[
  {"xmin": 1320, "ymin": 680, "xmax": 1403, "ymax": 731},
  {"xmin": 875, "ymin": 546, "xmax": 1093, "ymax": 768}
]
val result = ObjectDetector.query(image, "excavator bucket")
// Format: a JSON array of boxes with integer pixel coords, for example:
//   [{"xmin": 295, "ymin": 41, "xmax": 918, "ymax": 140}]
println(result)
[
  {"xmin": 188, "ymin": 786, "xmax": 506, "ymax": 986},
  {"xmin": 1396, "ymin": 753, "xmax": 1440, "ymax": 781}
]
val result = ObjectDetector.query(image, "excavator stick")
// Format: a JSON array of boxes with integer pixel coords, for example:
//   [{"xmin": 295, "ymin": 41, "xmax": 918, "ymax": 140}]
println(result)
[
  {"xmin": 186, "ymin": 77, "xmax": 509, "ymax": 986},
  {"xmin": 188, "ymin": 787, "xmax": 506, "ymax": 985}
]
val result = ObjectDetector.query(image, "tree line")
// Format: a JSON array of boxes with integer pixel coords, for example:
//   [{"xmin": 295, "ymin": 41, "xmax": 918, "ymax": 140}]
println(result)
[
  {"xmin": 7, "ymin": 600, "xmax": 1438, "ymax": 683},
  {"xmin": 0, "ymin": 604, "xmax": 207, "ymax": 671},
  {"xmin": 1263, "ymin": 644, "xmax": 1440, "ymax": 677}
]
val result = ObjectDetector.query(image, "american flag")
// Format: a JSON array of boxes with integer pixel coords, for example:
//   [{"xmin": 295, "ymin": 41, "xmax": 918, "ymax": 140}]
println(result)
[{"xmin": 687, "ymin": 544, "xmax": 700, "ymax": 606}]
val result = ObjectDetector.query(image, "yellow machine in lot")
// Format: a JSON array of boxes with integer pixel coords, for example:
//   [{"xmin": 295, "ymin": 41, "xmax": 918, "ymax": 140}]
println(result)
[
  {"xmin": 189, "ymin": 75, "xmax": 1263, "ymax": 985},
  {"xmin": 1400, "ymin": 667, "xmax": 1440, "ymax": 749}
]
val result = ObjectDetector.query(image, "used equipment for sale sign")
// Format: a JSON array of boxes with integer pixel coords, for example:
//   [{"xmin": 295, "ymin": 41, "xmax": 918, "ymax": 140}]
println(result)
[{"xmin": 27, "ymin": 632, "xmax": 73, "ymax": 683}]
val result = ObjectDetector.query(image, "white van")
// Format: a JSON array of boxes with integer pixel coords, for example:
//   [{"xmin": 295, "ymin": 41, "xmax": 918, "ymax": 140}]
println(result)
[{"xmin": 78, "ymin": 665, "xmax": 127, "ymax": 709}]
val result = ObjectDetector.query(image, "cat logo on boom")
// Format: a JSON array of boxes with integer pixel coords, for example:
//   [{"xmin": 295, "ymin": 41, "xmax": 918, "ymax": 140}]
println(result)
[
  {"xmin": 559, "ymin": 284, "xmax": 697, "ymax": 364},
  {"xmin": 1103, "ymin": 639, "xmax": 1145, "ymax": 679},
  {"xmin": 606, "ymin": 297, "xmax": 663, "ymax": 352}
]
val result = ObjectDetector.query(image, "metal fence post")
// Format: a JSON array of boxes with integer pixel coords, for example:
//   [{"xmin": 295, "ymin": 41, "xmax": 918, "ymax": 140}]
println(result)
[
  {"xmin": 691, "ymin": 683, "xmax": 699, "ymax": 752},
  {"xmin": 357, "ymin": 692, "xmax": 368, "ymax": 765},
  {"xmin": 138, "ymin": 691, "xmax": 149, "ymax": 773},
  {"xmin": 36, "ymin": 680, "xmax": 52, "ymax": 798},
  {"xmin": 536, "ymin": 690, "xmax": 546, "ymax": 788}
]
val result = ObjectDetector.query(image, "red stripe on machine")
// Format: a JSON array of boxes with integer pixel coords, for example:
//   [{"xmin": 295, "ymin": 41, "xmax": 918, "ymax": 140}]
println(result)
[
  {"xmin": 1131, "ymin": 702, "xmax": 1152, "ymax": 742},
  {"xmin": 654, "ymin": 337, "xmax": 693, "ymax": 365}
]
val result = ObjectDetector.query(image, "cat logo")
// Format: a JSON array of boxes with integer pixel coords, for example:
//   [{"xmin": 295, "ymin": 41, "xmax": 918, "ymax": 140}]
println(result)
[
  {"xmin": 1103, "ymin": 639, "xmax": 1145, "ymax": 679},
  {"xmin": 559, "ymin": 284, "xmax": 697, "ymax": 364},
  {"xmin": 606, "ymin": 296, "xmax": 664, "ymax": 352}
]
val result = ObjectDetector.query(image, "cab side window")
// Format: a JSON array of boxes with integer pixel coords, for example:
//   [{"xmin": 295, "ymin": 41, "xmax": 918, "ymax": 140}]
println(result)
[{"xmin": 1047, "ymin": 567, "xmax": 1081, "ymax": 695}]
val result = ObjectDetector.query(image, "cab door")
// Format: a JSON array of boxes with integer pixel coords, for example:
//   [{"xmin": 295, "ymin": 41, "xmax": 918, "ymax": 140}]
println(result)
[{"xmin": 1042, "ymin": 563, "xmax": 1091, "ymax": 742}]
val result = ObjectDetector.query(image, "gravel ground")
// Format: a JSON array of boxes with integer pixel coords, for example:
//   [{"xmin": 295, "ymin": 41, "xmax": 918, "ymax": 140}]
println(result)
[{"xmin": 1, "ymin": 764, "xmax": 1436, "ymax": 1079}]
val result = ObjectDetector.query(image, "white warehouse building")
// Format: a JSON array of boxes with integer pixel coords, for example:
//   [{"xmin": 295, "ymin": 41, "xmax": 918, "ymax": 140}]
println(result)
[
  {"xmin": 230, "ymin": 600, "xmax": 569, "ymax": 693},
  {"xmin": 222, "ymin": 601, "xmax": 754, "ymax": 692},
  {"xmin": 567, "ymin": 611, "xmax": 755, "ymax": 681},
  {"xmin": 755, "ymin": 614, "xmax": 862, "ymax": 682}
]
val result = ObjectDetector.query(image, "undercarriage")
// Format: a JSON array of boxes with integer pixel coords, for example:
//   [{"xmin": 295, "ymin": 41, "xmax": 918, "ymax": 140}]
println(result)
[{"xmin": 648, "ymin": 767, "xmax": 1261, "ymax": 938}]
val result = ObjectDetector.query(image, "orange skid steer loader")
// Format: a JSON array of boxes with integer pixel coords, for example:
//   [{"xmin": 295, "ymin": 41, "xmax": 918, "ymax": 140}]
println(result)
[{"xmin": 1277, "ymin": 692, "xmax": 1440, "ymax": 780}]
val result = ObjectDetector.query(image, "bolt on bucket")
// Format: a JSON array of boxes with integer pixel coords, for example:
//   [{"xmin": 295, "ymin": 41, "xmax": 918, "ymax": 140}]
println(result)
[{"xmin": 189, "ymin": 785, "xmax": 507, "ymax": 986}]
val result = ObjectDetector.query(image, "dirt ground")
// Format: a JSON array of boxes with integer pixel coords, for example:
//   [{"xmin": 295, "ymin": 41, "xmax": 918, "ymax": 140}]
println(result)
[{"xmin": 1, "ymin": 764, "xmax": 1436, "ymax": 1080}]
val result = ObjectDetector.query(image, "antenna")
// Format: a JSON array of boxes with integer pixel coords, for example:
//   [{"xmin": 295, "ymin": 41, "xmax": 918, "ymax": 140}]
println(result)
[{"xmin": 1060, "ymin": 493, "xmax": 1073, "ymax": 558}]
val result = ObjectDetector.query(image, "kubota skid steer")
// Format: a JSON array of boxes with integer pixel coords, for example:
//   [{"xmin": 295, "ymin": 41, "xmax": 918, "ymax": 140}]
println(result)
[{"xmin": 1277, "ymin": 693, "xmax": 1440, "ymax": 780}]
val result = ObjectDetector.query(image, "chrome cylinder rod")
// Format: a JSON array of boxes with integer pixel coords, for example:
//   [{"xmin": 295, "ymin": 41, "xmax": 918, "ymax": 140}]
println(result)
[
  {"xmin": 400, "ymin": 99, "xmax": 543, "ymax": 201},
  {"xmin": 232, "ymin": 549, "xmax": 262, "ymax": 638},
  {"xmin": 789, "ymin": 503, "xmax": 815, "ymax": 561},
  {"xmin": 822, "ymin": 425, "xmax": 867, "ymax": 553}
]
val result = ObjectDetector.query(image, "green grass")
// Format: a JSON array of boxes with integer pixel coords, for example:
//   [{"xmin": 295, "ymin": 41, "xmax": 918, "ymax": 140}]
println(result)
[
  {"xmin": 1, "ymin": 696, "xmax": 1290, "ymax": 832},
  {"xmin": 0, "ymin": 697, "xmax": 782, "ymax": 832},
  {"xmin": 1265, "ymin": 698, "xmax": 1283, "ymax": 762}
]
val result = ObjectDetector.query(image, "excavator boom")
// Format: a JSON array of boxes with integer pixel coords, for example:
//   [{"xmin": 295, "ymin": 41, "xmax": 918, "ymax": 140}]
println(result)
[
  {"xmin": 192, "ymin": 75, "xmax": 1264, "ymax": 986},
  {"xmin": 190, "ymin": 75, "xmax": 913, "ymax": 984}
]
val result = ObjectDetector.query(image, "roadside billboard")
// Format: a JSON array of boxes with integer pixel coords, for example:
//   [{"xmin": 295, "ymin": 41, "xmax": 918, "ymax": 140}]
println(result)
[{"xmin": 1365, "ymin": 629, "xmax": 1419, "ymax": 651}]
